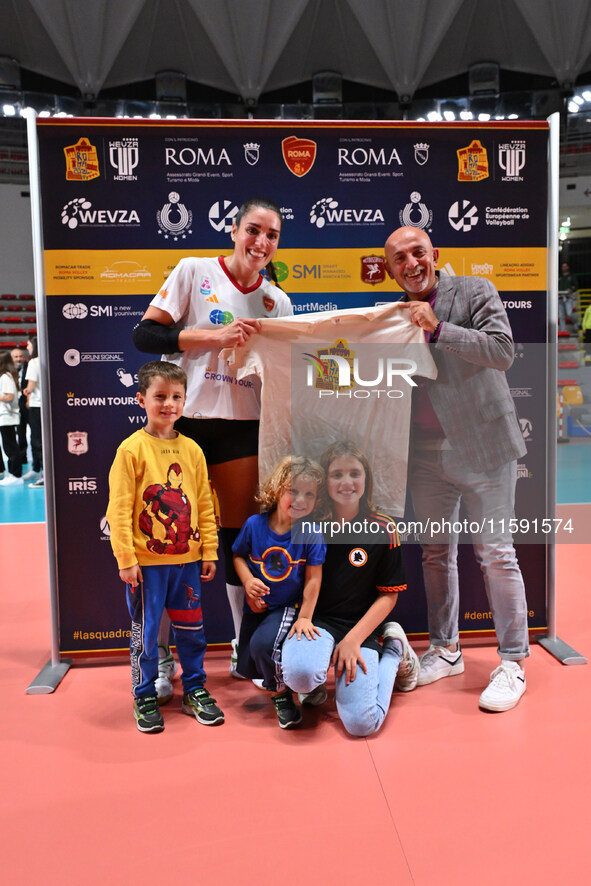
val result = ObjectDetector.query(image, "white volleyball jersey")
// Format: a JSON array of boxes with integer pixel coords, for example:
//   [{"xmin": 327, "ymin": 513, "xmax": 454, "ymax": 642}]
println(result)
[
  {"xmin": 221, "ymin": 303, "xmax": 437, "ymax": 516},
  {"xmin": 150, "ymin": 256, "xmax": 293, "ymax": 419}
]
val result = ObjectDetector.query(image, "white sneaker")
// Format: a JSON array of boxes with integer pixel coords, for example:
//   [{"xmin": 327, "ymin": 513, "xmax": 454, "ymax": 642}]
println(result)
[
  {"xmin": 155, "ymin": 645, "xmax": 177, "ymax": 705},
  {"xmin": 22, "ymin": 469, "xmax": 41, "ymax": 481},
  {"xmin": 383, "ymin": 621, "xmax": 420, "ymax": 692},
  {"xmin": 29, "ymin": 477, "xmax": 44, "ymax": 488},
  {"xmin": 0, "ymin": 474, "xmax": 24, "ymax": 486},
  {"xmin": 479, "ymin": 661, "xmax": 526, "ymax": 712},
  {"xmin": 298, "ymin": 684, "xmax": 328, "ymax": 706},
  {"xmin": 417, "ymin": 645, "xmax": 464, "ymax": 685},
  {"xmin": 229, "ymin": 638, "xmax": 247, "ymax": 679}
]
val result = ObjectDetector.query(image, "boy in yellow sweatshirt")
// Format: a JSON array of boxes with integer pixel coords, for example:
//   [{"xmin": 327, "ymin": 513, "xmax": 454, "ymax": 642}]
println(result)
[{"xmin": 107, "ymin": 360, "xmax": 222, "ymax": 733}]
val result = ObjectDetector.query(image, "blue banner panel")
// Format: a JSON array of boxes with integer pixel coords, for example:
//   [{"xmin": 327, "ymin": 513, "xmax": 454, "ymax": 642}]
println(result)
[{"xmin": 35, "ymin": 119, "xmax": 549, "ymax": 655}]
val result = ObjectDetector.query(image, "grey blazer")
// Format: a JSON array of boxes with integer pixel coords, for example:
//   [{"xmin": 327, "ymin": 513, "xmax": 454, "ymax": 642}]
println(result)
[{"xmin": 415, "ymin": 274, "xmax": 526, "ymax": 473}]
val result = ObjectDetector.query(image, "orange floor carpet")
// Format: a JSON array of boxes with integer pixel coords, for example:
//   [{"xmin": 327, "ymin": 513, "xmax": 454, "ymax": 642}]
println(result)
[{"xmin": 2, "ymin": 522, "xmax": 590, "ymax": 886}]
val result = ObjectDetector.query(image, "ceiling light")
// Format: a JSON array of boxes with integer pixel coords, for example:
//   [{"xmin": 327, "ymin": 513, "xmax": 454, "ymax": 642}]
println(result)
[
  {"xmin": 460, "ymin": 110, "xmax": 473, "ymax": 120},
  {"xmin": 443, "ymin": 110, "xmax": 455, "ymax": 121}
]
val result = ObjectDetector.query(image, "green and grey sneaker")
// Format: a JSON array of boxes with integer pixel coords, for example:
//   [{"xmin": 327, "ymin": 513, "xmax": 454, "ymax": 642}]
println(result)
[
  {"xmin": 272, "ymin": 690, "xmax": 302, "ymax": 729},
  {"xmin": 133, "ymin": 695, "xmax": 164, "ymax": 733},
  {"xmin": 182, "ymin": 688, "xmax": 225, "ymax": 725}
]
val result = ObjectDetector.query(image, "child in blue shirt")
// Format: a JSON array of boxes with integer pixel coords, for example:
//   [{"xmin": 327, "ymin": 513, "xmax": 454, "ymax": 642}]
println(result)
[{"xmin": 233, "ymin": 455, "xmax": 326, "ymax": 728}]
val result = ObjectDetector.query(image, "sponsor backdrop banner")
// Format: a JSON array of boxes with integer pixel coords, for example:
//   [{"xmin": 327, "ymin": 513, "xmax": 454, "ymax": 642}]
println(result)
[{"xmin": 35, "ymin": 119, "xmax": 548, "ymax": 656}]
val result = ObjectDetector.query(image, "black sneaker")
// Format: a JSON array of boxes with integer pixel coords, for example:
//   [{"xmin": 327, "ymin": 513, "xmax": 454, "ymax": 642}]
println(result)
[
  {"xmin": 272, "ymin": 691, "xmax": 302, "ymax": 729},
  {"xmin": 133, "ymin": 695, "xmax": 164, "ymax": 733},
  {"xmin": 182, "ymin": 688, "xmax": 225, "ymax": 725}
]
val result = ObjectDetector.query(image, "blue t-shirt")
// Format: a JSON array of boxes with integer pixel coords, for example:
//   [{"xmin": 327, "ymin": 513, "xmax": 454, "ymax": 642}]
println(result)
[{"xmin": 233, "ymin": 513, "xmax": 326, "ymax": 611}]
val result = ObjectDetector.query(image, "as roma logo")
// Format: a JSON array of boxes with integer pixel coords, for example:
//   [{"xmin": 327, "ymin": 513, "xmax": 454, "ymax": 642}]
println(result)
[
  {"xmin": 457, "ymin": 139, "xmax": 489, "ymax": 182},
  {"xmin": 349, "ymin": 548, "xmax": 368, "ymax": 567},
  {"xmin": 64, "ymin": 138, "xmax": 100, "ymax": 182},
  {"xmin": 282, "ymin": 136, "xmax": 317, "ymax": 177}
]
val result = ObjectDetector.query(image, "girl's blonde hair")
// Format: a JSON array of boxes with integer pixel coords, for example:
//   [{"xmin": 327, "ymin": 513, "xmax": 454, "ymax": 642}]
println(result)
[
  {"xmin": 256, "ymin": 455, "xmax": 324, "ymax": 514},
  {"xmin": 321, "ymin": 440, "xmax": 375, "ymax": 513}
]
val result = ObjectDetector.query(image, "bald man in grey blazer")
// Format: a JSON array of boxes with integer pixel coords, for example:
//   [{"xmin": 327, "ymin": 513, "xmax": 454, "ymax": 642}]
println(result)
[{"xmin": 384, "ymin": 226, "xmax": 528, "ymax": 712}]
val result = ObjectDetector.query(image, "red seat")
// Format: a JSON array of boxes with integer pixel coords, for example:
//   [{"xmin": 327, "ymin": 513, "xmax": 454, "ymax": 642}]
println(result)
[
  {"xmin": 19, "ymin": 294, "xmax": 35, "ymax": 301},
  {"xmin": 1, "ymin": 294, "xmax": 17, "ymax": 300},
  {"xmin": 558, "ymin": 378, "xmax": 578, "ymax": 386},
  {"xmin": 559, "ymin": 361, "xmax": 579, "ymax": 369}
]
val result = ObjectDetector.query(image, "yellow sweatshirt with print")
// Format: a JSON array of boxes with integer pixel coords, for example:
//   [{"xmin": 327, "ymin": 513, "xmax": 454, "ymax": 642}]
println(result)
[{"xmin": 107, "ymin": 429, "xmax": 218, "ymax": 570}]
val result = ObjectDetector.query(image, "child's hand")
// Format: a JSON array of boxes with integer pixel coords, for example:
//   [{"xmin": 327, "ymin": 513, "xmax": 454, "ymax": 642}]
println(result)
[
  {"xmin": 332, "ymin": 637, "xmax": 367, "ymax": 685},
  {"xmin": 244, "ymin": 577, "xmax": 270, "ymax": 600},
  {"xmin": 288, "ymin": 617, "xmax": 320, "ymax": 641},
  {"xmin": 247, "ymin": 595, "xmax": 268, "ymax": 613},
  {"xmin": 119, "ymin": 564, "xmax": 142, "ymax": 587},
  {"xmin": 201, "ymin": 560, "xmax": 216, "ymax": 581}
]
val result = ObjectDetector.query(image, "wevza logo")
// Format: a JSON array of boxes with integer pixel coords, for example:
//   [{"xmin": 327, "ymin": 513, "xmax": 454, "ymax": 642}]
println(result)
[
  {"xmin": 164, "ymin": 146, "xmax": 231, "ymax": 166},
  {"xmin": 302, "ymin": 341, "xmax": 417, "ymax": 400},
  {"xmin": 68, "ymin": 475, "xmax": 98, "ymax": 494},
  {"xmin": 61, "ymin": 198, "xmax": 140, "ymax": 229},
  {"xmin": 310, "ymin": 198, "xmax": 384, "ymax": 228},
  {"xmin": 109, "ymin": 138, "xmax": 139, "ymax": 180},
  {"xmin": 337, "ymin": 147, "xmax": 402, "ymax": 167}
]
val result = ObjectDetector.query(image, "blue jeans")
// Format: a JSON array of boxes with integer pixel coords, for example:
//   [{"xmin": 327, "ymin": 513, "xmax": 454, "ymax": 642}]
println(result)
[
  {"xmin": 282, "ymin": 628, "xmax": 401, "ymax": 737},
  {"xmin": 410, "ymin": 449, "xmax": 529, "ymax": 660}
]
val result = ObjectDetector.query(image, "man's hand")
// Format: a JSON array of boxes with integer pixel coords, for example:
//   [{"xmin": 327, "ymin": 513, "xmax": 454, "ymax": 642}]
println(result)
[{"xmin": 400, "ymin": 300, "xmax": 439, "ymax": 334}]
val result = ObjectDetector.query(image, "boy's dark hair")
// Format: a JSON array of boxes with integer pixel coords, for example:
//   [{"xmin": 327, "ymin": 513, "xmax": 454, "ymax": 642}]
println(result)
[{"xmin": 137, "ymin": 360, "xmax": 187, "ymax": 395}]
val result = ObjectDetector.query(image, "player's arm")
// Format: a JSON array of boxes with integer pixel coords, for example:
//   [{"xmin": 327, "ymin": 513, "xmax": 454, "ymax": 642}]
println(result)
[{"xmin": 134, "ymin": 305, "xmax": 261, "ymax": 354}]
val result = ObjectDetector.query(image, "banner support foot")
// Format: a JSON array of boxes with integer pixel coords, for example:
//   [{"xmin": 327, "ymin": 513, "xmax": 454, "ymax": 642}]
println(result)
[
  {"xmin": 26, "ymin": 659, "xmax": 73, "ymax": 694},
  {"xmin": 538, "ymin": 636, "xmax": 587, "ymax": 665}
]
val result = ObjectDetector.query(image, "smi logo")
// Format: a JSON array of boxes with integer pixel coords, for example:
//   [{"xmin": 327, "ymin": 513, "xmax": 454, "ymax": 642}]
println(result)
[
  {"xmin": 61, "ymin": 198, "xmax": 140, "ymax": 229},
  {"xmin": 310, "ymin": 198, "xmax": 384, "ymax": 228}
]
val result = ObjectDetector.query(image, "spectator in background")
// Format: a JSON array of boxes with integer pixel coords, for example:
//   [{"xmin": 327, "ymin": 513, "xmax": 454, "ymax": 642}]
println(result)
[
  {"xmin": 0, "ymin": 352, "xmax": 23, "ymax": 486},
  {"xmin": 24, "ymin": 337, "xmax": 43, "ymax": 487},
  {"xmin": 10, "ymin": 347, "xmax": 29, "ymax": 466},
  {"xmin": 558, "ymin": 261, "xmax": 579, "ymax": 334}
]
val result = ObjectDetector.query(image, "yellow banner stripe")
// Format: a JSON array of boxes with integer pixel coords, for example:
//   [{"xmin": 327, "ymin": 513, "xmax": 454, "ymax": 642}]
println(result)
[{"xmin": 44, "ymin": 247, "xmax": 547, "ymax": 296}]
